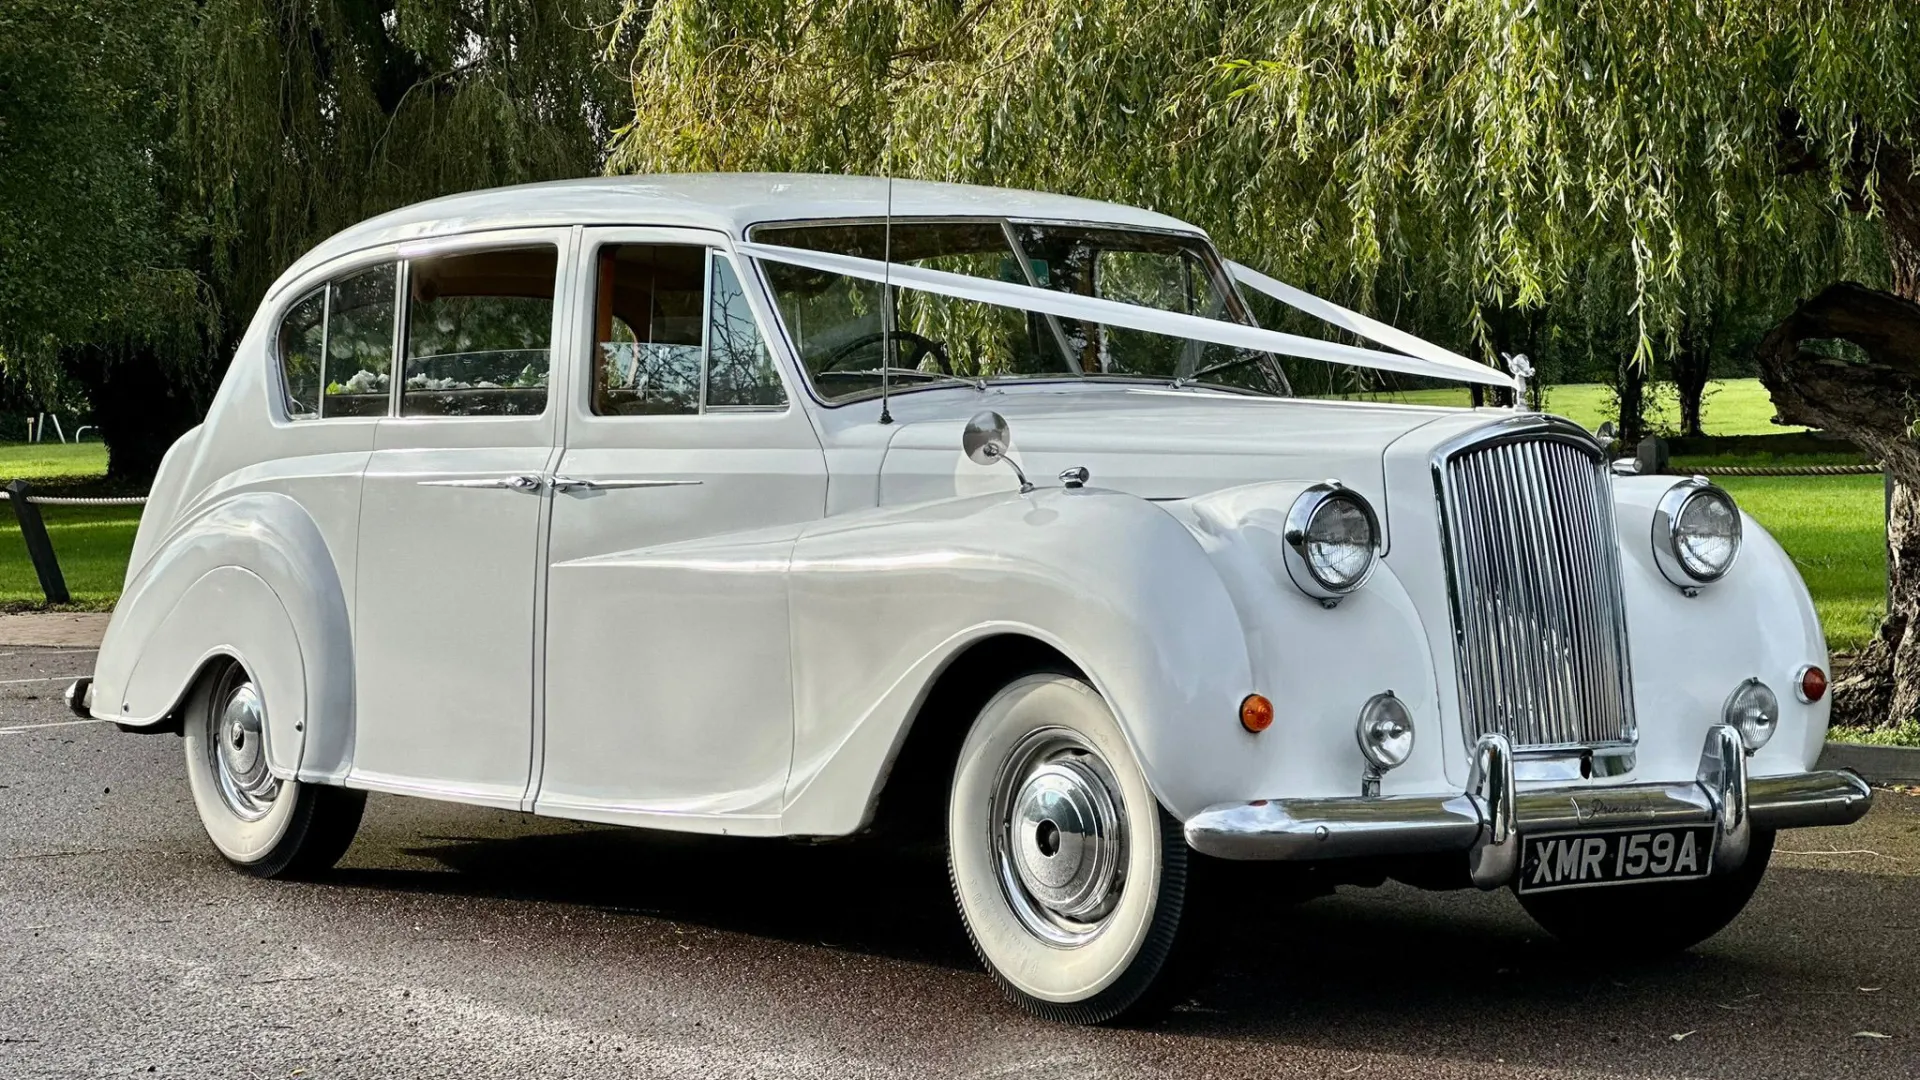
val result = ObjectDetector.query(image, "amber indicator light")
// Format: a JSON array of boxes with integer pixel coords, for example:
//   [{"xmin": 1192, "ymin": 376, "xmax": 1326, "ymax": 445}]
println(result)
[{"xmin": 1240, "ymin": 694, "xmax": 1274, "ymax": 733}]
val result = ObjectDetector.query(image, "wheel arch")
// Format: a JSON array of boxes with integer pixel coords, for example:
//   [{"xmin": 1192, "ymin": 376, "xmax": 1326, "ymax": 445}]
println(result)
[
  {"xmin": 91, "ymin": 492, "xmax": 355, "ymax": 783},
  {"xmin": 864, "ymin": 632, "xmax": 1085, "ymax": 841}
]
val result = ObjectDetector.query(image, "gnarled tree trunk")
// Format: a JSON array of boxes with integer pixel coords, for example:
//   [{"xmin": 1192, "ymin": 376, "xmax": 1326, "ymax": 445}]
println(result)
[{"xmin": 1757, "ymin": 282, "xmax": 1920, "ymax": 727}]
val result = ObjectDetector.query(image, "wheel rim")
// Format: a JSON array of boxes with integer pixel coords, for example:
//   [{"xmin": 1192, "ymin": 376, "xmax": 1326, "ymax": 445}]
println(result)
[
  {"xmin": 990, "ymin": 727, "xmax": 1129, "ymax": 947},
  {"xmin": 206, "ymin": 667, "xmax": 280, "ymax": 822}
]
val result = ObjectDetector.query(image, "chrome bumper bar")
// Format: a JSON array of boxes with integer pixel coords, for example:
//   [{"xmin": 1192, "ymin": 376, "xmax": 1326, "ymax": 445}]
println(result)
[{"xmin": 1184, "ymin": 725, "xmax": 1873, "ymax": 889}]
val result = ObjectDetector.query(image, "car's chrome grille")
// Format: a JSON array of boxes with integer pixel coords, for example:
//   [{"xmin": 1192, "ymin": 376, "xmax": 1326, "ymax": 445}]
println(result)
[{"xmin": 1435, "ymin": 429, "xmax": 1635, "ymax": 751}]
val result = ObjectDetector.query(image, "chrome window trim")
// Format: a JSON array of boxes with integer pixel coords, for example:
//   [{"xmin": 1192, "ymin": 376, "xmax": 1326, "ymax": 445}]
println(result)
[
  {"xmin": 741, "ymin": 215, "xmax": 1267, "ymax": 410},
  {"xmin": 1430, "ymin": 414, "xmax": 1639, "ymax": 757}
]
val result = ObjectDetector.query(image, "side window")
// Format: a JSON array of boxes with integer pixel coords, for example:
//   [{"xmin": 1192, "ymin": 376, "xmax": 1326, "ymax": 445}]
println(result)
[
  {"xmin": 277, "ymin": 288, "xmax": 326, "ymax": 420},
  {"xmin": 704, "ymin": 254, "xmax": 784, "ymax": 408},
  {"xmin": 592, "ymin": 244, "xmax": 785, "ymax": 416},
  {"xmin": 402, "ymin": 246, "xmax": 557, "ymax": 417},
  {"xmin": 324, "ymin": 263, "xmax": 398, "ymax": 418}
]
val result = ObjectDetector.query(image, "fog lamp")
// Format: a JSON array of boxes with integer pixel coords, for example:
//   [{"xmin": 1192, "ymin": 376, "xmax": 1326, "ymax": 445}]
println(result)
[
  {"xmin": 1724, "ymin": 678, "xmax": 1779, "ymax": 752},
  {"xmin": 1356, "ymin": 692, "xmax": 1415, "ymax": 771}
]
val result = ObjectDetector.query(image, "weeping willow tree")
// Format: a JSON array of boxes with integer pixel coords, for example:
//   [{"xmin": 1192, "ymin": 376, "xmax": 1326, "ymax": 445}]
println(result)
[
  {"xmin": 2, "ymin": 0, "xmax": 626, "ymax": 477},
  {"xmin": 609, "ymin": 0, "xmax": 1919, "ymax": 727}
]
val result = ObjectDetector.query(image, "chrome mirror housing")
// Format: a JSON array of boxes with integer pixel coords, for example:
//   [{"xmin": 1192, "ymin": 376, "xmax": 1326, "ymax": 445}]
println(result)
[{"xmin": 962, "ymin": 410, "xmax": 1033, "ymax": 493}]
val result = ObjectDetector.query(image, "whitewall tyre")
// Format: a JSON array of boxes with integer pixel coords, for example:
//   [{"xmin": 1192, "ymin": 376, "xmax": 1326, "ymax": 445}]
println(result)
[
  {"xmin": 182, "ymin": 659, "xmax": 365, "ymax": 879},
  {"xmin": 947, "ymin": 672, "xmax": 1208, "ymax": 1024}
]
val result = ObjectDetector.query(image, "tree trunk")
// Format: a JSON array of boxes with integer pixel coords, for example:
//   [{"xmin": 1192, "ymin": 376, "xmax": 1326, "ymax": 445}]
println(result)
[
  {"xmin": 1672, "ymin": 333, "xmax": 1711, "ymax": 438},
  {"xmin": 1614, "ymin": 353, "xmax": 1649, "ymax": 447},
  {"xmin": 61, "ymin": 344, "xmax": 208, "ymax": 483},
  {"xmin": 1756, "ymin": 280, "xmax": 1920, "ymax": 728}
]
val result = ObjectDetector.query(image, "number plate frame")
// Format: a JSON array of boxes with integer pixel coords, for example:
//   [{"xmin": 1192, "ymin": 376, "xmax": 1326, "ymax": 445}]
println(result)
[{"xmin": 1515, "ymin": 824, "xmax": 1718, "ymax": 895}]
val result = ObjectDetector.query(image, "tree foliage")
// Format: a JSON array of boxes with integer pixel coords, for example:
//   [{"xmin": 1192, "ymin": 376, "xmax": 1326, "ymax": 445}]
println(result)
[{"xmin": 1, "ymin": 0, "xmax": 627, "ymax": 476}]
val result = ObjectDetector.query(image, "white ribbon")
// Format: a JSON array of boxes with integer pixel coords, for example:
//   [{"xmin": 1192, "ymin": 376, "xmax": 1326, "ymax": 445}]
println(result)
[{"xmin": 737, "ymin": 242, "xmax": 1514, "ymax": 389}]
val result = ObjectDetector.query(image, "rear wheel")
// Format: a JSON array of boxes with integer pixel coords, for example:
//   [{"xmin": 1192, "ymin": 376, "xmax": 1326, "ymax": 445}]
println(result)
[
  {"xmin": 182, "ymin": 659, "xmax": 365, "ymax": 878},
  {"xmin": 1517, "ymin": 829, "xmax": 1775, "ymax": 958},
  {"xmin": 947, "ymin": 672, "xmax": 1209, "ymax": 1024}
]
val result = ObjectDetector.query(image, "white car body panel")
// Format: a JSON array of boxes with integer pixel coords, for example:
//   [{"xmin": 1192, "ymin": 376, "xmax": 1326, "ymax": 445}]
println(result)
[{"xmin": 87, "ymin": 174, "xmax": 1854, "ymax": 873}]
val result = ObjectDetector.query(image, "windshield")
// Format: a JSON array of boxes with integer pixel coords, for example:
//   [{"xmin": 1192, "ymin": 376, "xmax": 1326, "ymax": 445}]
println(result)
[{"xmin": 750, "ymin": 219, "xmax": 1289, "ymax": 403}]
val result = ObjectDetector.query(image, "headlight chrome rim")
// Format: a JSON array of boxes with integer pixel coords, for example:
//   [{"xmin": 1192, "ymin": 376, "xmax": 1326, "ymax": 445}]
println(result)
[
  {"xmin": 1724, "ymin": 677, "xmax": 1779, "ymax": 752},
  {"xmin": 1283, "ymin": 482, "xmax": 1382, "ymax": 602},
  {"xmin": 1652, "ymin": 477, "xmax": 1742, "ymax": 588},
  {"xmin": 1356, "ymin": 691, "xmax": 1416, "ymax": 771}
]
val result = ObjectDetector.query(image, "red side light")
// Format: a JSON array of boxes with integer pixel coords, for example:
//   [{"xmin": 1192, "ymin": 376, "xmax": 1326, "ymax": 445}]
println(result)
[{"xmin": 1799, "ymin": 665, "xmax": 1828, "ymax": 704}]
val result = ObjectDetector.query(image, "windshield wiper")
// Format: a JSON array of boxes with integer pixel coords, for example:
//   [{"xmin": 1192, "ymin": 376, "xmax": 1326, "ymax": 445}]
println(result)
[{"xmin": 814, "ymin": 367, "xmax": 986, "ymax": 390}]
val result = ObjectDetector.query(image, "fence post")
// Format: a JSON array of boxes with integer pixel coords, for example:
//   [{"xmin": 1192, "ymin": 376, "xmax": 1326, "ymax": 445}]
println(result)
[{"xmin": 6, "ymin": 480, "xmax": 69, "ymax": 604}]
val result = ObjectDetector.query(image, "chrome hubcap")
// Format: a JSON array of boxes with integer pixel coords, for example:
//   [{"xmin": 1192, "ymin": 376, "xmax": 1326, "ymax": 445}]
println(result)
[
  {"xmin": 208, "ymin": 670, "xmax": 279, "ymax": 821},
  {"xmin": 991, "ymin": 728, "xmax": 1128, "ymax": 946}
]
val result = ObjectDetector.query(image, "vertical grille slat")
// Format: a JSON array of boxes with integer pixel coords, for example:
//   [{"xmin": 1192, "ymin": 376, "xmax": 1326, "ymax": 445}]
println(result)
[{"xmin": 1438, "ymin": 432, "xmax": 1635, "ymax": 751}]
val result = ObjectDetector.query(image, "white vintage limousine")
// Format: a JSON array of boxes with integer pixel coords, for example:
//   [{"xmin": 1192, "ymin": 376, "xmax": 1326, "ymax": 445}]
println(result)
[{"xmin": 74, "ymin": 174, "xmax": 1870, "ymax": 1023}]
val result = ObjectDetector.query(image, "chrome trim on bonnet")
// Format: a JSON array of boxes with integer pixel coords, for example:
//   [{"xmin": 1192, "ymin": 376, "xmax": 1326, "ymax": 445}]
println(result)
[{"xmin": 1184, "ymin": 727, "xmax": 1874, "ymax": 886}]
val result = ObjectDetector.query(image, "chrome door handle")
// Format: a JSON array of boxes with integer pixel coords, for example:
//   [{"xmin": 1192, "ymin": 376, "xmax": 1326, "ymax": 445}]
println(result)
[
  {"xmin": 419, "ymin": 474, "xmax": 545, "ymax": 491},
  {"xmin": 549, "ymin": 476, "xmax": 703, "ymax": 493}
]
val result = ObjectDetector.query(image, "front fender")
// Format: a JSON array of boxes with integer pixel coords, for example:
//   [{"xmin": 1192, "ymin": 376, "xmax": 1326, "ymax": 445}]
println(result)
[
  {"xmin": 92, "ymin": 492, "xmax": 355, "ymax": 783},
  {"xmin": 1613, "ymin": 476, "xmax": 1831, "ymax": 777},
  {"xmin": 779, "ymin": 486, "xmax": 1255, "ymax": 834}
]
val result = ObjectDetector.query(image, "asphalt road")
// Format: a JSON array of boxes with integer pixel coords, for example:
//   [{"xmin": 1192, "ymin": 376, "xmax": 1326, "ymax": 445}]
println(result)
[{"xmin": 3, "ymin": 646, "xmax": 1917, "ymax": 1079}]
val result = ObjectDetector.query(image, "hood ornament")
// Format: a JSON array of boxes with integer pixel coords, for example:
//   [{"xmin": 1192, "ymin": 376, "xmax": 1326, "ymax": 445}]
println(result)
[
  {"xmin": 963, "ymin": 411, "xmax": 1034, "ymax": 494},
  {"xmin": 1504, "ymin": 352, "xmax": 1534, "ymax": 410}
]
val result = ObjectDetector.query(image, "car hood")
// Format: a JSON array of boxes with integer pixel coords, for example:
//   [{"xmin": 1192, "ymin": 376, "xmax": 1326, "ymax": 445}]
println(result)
[{"xmin": 876, "ymin": 386, "xmax": 1497, "ymax": 533}]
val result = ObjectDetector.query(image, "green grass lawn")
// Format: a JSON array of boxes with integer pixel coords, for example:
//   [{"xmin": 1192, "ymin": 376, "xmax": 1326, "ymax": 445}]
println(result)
[
  {"xmin": 1346, "ymin": 377, "xmax": 1806, "ymax": 436},
  {"xmin": 0, "ymin": 440, "xmax": 108, "ymax": 482},
  {"xmin": 1717, "ymin": 474, "xmax": 1885, "ymax": 654},
  {"xmin": 0, "ymin": 504, "xmax": 142, "ymax": 609}
]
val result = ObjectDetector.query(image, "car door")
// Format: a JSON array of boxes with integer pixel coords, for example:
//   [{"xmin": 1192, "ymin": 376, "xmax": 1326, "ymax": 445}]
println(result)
[
  {"xmin": 347, "ymin": 227, "xmax": 576, "ymax": 807},
  {"xmin": 536, "ymin": 228, "xmax": 827, "ymax": 828}
]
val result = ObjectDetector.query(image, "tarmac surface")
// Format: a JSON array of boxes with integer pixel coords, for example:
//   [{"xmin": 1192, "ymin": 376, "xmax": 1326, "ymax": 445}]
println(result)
[{"xmin": 2, "ymin": 642, "xmax": 1918, "ymax": 1079}]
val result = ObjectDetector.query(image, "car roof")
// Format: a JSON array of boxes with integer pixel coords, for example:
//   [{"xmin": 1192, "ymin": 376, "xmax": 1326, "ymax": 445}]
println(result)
[{"xmin": 282, "ymin": 173, "xmax": 1208, "ymax": 294}]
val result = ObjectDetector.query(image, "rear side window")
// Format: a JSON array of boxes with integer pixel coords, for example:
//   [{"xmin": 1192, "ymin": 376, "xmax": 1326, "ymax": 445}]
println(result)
[
  {"xmin": 278, "ymin": 289, "xmax": 326, "ymax": 419},
  {"xmin": 402, "ymin": 246, "xmax": 558, "ymax": 417},
  {"xmin": 592, "ymin": 245, "xmax": 785, "ymax": 415},
  {"xmin": 275, "ymin": 262, "xmax": 398, "ymax": 420}
]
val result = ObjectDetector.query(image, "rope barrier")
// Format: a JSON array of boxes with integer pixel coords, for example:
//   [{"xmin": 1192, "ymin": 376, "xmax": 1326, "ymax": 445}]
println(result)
[
  {"xmin": 1688, "ymin": 464, "xmax": 1883, "ymax": 476},
  {"xmin": 0, "ymin": 492, "xmax": 147, "ymax": 506}
]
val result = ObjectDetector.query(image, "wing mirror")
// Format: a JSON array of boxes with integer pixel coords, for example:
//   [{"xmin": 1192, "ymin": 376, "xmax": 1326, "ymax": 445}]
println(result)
[{"xmin": 963, "ymin": 411, "xmax": 1033, "ymax": 494}]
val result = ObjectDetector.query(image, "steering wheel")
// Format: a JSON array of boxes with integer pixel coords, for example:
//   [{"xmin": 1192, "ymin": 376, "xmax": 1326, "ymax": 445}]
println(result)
[{"xmin": 817, "ymin": 330, "xmax": 953, "ymax": 376}]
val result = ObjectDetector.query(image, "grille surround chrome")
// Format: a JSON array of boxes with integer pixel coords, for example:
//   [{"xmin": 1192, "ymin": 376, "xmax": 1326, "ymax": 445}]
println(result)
[{"xmin": 1431, "ymin": 416, "xmax": 1637, "ymax": 757}]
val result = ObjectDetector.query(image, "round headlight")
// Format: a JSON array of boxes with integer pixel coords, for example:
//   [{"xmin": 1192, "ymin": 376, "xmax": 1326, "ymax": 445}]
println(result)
[
  {"xmin": 1356, "ymin": 692, "xmax": 1415, "ymax": 770},
  {"xmin": 1653, "ymin": 478, "xmax": 1741, "ymax": 587},
  {"xmin": 1724, "ymin": 678, "xmax": 1779, "ymax": 752},
  {"xmin": 1283, "ymin": 483, "xmax": 1381, "ymax": 602}
]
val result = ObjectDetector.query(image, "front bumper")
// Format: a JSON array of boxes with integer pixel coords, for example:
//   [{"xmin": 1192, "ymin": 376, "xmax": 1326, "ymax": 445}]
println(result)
[{"xmin": 1184, "ymin": 724, "xmax": 1873, "ymax": 888}]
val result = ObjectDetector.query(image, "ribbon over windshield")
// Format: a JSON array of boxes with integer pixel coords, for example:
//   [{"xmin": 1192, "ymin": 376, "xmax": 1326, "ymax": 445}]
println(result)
[{"xmin": 737, "ymin": 242, "xmax": 1516, "ymax": 391}]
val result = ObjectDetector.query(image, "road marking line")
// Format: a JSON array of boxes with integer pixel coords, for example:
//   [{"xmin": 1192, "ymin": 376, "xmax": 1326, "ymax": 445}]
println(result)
[
  {"xmin": 0, "ymin": 649, "xmax": 98, "ymax": 658},
  {"xmin": 0, "ymin": 675, "xmax": 94, "ymax": 685},
  {"xmin": 0, "ymin": 718, "xmax": 109, "ymax": 733}
]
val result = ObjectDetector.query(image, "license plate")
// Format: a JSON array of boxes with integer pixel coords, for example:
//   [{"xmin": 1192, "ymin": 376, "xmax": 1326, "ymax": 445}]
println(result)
[{"xmin": 1516, "ymin": 825, "xmax": 1716, "ymax": 894}]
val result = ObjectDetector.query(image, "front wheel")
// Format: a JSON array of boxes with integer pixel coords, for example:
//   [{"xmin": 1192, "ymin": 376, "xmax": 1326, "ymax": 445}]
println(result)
[
  {"xmin": 1517, "ymin": 829, "xmax": 1775, "ymax": 959},
  {"xmin": 182, "ymin": 659, "xmax": 366, "ymax": 879},
  {"xmin": 947, "ymin": 673, "xmax": 1209, "ymax": 1024}
]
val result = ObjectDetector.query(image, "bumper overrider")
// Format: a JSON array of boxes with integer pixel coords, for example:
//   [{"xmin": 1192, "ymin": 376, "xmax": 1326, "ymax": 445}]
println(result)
[{"xmin": 1185, "ymin": 725, "xmax": 1872, "ymax": 888}]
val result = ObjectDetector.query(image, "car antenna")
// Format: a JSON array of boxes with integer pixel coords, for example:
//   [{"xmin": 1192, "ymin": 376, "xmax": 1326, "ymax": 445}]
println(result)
[{"xmin": 879, "ymin": 165, "xmax": 896, "ymax": 425}]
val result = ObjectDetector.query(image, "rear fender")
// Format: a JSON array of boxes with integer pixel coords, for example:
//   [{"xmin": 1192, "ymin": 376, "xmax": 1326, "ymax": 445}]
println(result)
[{"xmin": 91, "ymin": 492, "xmax": 354, "ymax": 783}]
